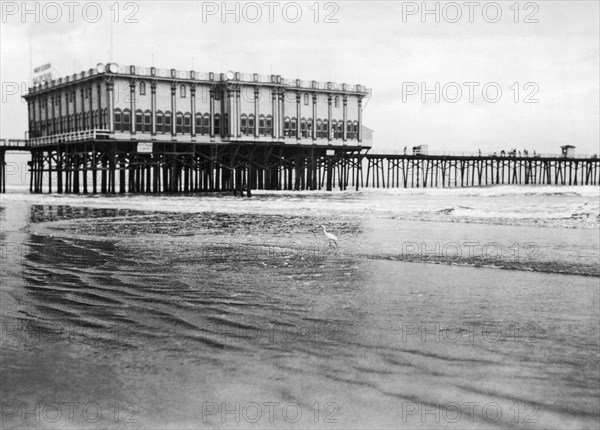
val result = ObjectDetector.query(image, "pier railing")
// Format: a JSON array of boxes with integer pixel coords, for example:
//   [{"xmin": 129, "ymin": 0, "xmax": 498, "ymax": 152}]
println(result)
[
  {"xmin": 369, "ymin": 148, "xmax": 598, "ymax": 159},
  {"xmin": 0, "ymin": 138, "xmax": 29, "ymax": 148},
  {"xmin": 28, "ymin": 129, "xmax": 111, "ymax": 147}
]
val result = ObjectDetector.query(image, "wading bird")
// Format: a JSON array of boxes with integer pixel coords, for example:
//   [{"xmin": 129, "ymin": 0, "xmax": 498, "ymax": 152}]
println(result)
[{"xmin": 320, "ymin": 225, "xmax": 338, "ymax": 245}]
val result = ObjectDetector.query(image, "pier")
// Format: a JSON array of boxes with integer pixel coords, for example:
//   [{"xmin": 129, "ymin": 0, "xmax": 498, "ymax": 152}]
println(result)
[
  {"xmin": 2, "ymin": 63, "xmax": 598, "ymax": 194},
  {"xmin": 1, "ymin": 137, "xmax": 598, "ymax": 194}
]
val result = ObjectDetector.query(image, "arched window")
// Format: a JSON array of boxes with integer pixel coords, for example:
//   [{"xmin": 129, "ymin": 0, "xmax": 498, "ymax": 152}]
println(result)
[
  {"xmin": 93, "ymin": 110, "xmax": 99, "ymax": 129},
  {"xmin": 334, "ymin": 96, "xmax": 340, "ymax": 108},
  {"xmin": 258, "ymin": 114, "xmax": 266, "ymax": 135},
  {"xmin": 195, "ymin": 113, "xmax": 203, "ymax": 135},
  {"xmin": 144, "ymin": 110, "xmax": 152, "ymax": 133},
  {"xmin": 214, "ymin": 114, "xmax": 221, "ymax": 136},
  {"xmin": 304, "ymin": 94, "xmax": 309, "ymax": 105},
  {"xmin": 175, "ymin": 112, "xmax": 184, "ymax": 134},
  {"xmin": 266, "ymin": 115, "xmax": 273, "ymax": 136},
  {"xmin": 180, "ymin": 85, "xmax": 186, "ymax": 98},
  {"xmin": 248, "ymin": 114, "xmax": 255, "ymax": 135},
  {"xmin": 122, "ymin": 109, "xmax": 131, "ymax": 132},
  {"xmin": 347, "ymin": 120, "xmax": 353, "ymax": 140},
  {"xmin": 352, "ymin": 120, "xmax": 359, "ymax": 139},
  {"xmin": 164, "ymin": 111, "xmax": 172, "ymax": 133},
  {"xmin": 202, "ymin": 114, "xmax": 210, "ymax": 135},
  {"xmin": 76, "ymin": 113, "xmax": 82, "ymax": 131},
  {"xmin": 139, "ymin": 82, "xmax": 146, "ymax": 96},
  {"xmin": 284, "ymin": 117, "xmax": 291, "ymax": 137},
  {"xmin": 307, "ymin": 118, "xmax": 313, "ymax": 137},
  {"xmin": 240, "ymin": 114, "xmax": 248, "ymax": 135},
  {"xmin": 291, "ymin": 117, "xmax": 297, "ymax": 136},
  {"xmin": 184, "ymin": 112, "xmax": 191, "ymax": 134},
  {"xmin": 316, "ymin": 119, "xmax": 323, "ymax": 139},
  {"xmin": 156, "ymin": 111, "xmax": 164, "ymax": 133},
  {"xmin": 69, "ymin": 114, "xmax": 75, "ymax": 132},
  {"xmin": 300, "ymin": 118, "xmax": 308, "ymax": 138},
  {"xmin": 322, "ymin": 119, "xmax": 329, "ymax": 139},
  {"xmin": 135, "ymin": 109, "xmax": 144, "ymax": 132},
  {"xmin": 331, "ymin": 120, "xmax": 338, "ymax": 139}
]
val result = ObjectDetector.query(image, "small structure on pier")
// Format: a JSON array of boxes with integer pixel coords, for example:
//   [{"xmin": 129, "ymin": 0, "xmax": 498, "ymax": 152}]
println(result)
[
  {"xmin": 412, "ymin": 145, "xmax": 428, "ymax": 156},
  {"xmin": 561, "ymin": 145, "xmax": 576, "ymax": 158}
]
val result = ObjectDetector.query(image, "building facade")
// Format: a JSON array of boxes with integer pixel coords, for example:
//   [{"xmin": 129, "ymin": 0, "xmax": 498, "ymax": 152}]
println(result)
[{"xmin": 24, "ymin": 63, "xmax": 371, "ymax": 147}]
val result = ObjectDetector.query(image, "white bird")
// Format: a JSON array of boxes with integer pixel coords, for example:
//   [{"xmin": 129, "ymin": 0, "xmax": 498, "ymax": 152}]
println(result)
[{"xmin": 320, "ymin": 225, "xmax": 338, "ymax": 244}]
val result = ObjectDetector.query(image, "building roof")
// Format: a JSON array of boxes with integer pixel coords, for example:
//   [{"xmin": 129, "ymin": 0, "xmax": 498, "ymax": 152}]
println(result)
[{"xmin": 25, "ymin": 63, "xmax": 371, "ymax": 98}]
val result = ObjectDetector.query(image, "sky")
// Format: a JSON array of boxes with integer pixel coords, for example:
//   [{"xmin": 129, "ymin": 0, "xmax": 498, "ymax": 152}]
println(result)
[{"xmin": 1, "ymin": 0, "xmax": 599, "ymax": 155}]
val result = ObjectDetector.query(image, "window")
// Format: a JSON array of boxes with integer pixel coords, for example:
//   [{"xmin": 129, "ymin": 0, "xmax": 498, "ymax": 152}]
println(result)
[
  {"xmin": 240, "ymin": 114, "xmax": 248, "ymax": 135},
  {"xmin": 333, "ymin": 120, "xmax": 344, "ymax": 139},
  {"xmin": 93, "ymin": 110, "xmax": 99, "ymax": 129},
  {"xmin": 214, "ymin": 114, "xmax": 221, "ymax": 136},
  {"xmin": 300, "ymin": 118, "xmax": 308, "ymax": 138},
  {"xmin": 176, "ymin": 112, "xmax": 184, "ymax": 134},
  {"xmin": 258, "ymin": 115, "xmax": 266, "ymax": 135},
  {"xmin": 101, "ymin": 109, "xmax": 108, "ymax": 129},
  {"xmin": 156, "ymin": 111, "xmax": 164, "ymax": 133},
  {"xmin": 307, "ymin": 118, "xmax": 313, "ymax": 137},
  {"xmin": 323, "ymin": 120, "xmax": 329, "ymax": 139},
  {"xmin": 184, "ymin": 112, "xmax": 191, "ymax": 134},
  {"xmin": 180, "ymin": 85, "xmax": 186, "ymax": 98},
  {"xmin": 291, "ymin": 117, "xmax": 297, "ymax": 136},
  {"xmin": 248, "ymin": 114, "xmax": 255, "ymax": 135},
  {"xmin": 202, "ymin": 114, "xmax": 210, "ymax": 135},
  {"xmin": 304, "ymin": 94, "xmax": 309, "ymax": 105},
  {"xmin": 140, "ymin": 82, "xmax": 146, "ymax": 96},
  {"xmin": 284, "ymin": 117, "xmax": 291, "ymax": 137},
  {"xmin": 352, "ymin": 121, "xmax": 359, "ymax": 139},
  {"xmin": 122, "ymin": 109, "xmax": 131, "ymax": 132},
  {"xmin": 195, "ymin": 113, "xmax": 203, "ymax": 135},
  {"xmin": 135, "ymin": 110, "xmax": 143, "ymax": 132},
  {"xmin": 334, "ymin": 96, "xmax": 340, "ymax": 108},
  {"xmin": 164, "ymin": 111, "xmax": 172, "ymax": 133},
  {"xmin": 316, "ymin": 119, "xmax": 323, "ymax": 138},
  {"xmin": 345, "ymin": 121, "xmax": 351, "ymax": 139},
  {"xmin": 266, "ymin": 115, "xmax": 273, "ymax": 136},
  {"xmin": 144, "ymin": 110, "xmax": 152, "ymax": 133}
]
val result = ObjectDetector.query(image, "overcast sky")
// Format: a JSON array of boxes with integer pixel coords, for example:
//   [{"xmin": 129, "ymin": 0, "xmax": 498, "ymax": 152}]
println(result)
[{"xmin": 1, "ymin": 1, "xmax": 599, "ymax": 155}]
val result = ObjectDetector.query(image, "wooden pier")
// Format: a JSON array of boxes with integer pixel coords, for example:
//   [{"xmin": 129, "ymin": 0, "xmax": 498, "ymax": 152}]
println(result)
[
  {"xmin": 1, "ymin": 138, "xmax": 598, "ymax": 194},
  {"xmin": 364, "ymin": 153, "xmax": 600, "ymax": 188}
]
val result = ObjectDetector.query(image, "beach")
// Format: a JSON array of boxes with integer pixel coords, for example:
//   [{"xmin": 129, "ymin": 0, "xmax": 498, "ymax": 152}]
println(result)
[{"xmin": 1, "ymin": 185, "xmax": 599, "ymax": 429}]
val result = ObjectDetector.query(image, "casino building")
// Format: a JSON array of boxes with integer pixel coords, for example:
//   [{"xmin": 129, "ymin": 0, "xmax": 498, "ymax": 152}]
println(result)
[
  {"xmin": 25, "ymin": 63, "xmax": 370, "ymax": 147},
  {"xmin": 20, "ymin": 63, "xmax": 371, "ymax": 194}
]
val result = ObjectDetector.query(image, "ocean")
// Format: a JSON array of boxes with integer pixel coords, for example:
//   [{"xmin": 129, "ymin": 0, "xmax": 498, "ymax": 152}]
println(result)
[{"xmin": 0, "ymin": 185, "xmax": 599, "ymax": 429}]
